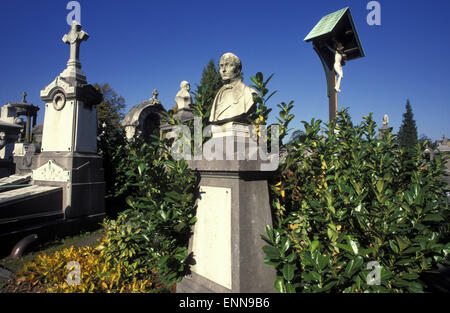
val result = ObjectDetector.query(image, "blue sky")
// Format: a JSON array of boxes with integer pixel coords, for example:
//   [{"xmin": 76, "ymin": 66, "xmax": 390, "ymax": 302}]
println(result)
[{"xmin": 0, "ymin": 0, "xmax": 449, "ymax": 141}]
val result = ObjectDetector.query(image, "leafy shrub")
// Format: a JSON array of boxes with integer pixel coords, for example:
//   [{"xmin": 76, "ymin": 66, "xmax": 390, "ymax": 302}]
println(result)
[
  {"xmin": 100, "ymin": 135, "xmax": 198, "ymax": 288},
  {"xmin": 264, "ymin": 109, "xmax": 449, "ymax": 293},
  {"xmin": 11, "ymin": 246, "xmax": 160, "ymax": 293}
]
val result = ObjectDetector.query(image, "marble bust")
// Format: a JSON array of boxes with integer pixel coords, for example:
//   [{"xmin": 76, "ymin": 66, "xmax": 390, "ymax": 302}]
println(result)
[
  {"xmin": 382, "ymin": 114, "xmax": 389, "ymax": 126},
  {"xmin": 209, "ymin": 53, "xmax": 257, "ymax": 124},
  {"xmin": 175, "ymin": 81, "xmax": 192, "ymax": 110}
]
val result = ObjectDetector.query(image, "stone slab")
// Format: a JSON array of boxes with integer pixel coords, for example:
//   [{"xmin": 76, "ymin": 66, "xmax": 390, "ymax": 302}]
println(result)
[
  {"xmin": 191, "ymin": 186, "xmax": 232, "ymax": 290},
  {"xmin": 178, "ymin": 156, "xmax": 276, "ymax": 293}
]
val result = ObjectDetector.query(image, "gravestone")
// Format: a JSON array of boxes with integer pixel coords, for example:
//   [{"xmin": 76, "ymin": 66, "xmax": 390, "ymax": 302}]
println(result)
[
  {"xmin": 177, "ymin": 53, "xmax": 276, "ymax": 293},
  {"xmin": 32, "ymin": 21, "xmax": 105, "ymax": 219}
]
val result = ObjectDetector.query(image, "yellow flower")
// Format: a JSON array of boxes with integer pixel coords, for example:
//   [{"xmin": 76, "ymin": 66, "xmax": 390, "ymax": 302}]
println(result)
[
  {"xmin": 337, "ymin": 225, "xmax": 342, "ymax": 231},
  {"xmin": 281, "ymin": 190, "xmax": 285, "ymax": 198}
]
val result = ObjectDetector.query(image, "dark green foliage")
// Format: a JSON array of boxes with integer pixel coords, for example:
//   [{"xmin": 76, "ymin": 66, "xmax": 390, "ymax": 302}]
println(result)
[
  {"xmin": 289, "ymin": 130, "xmax": 307, "ymax": 144},
  {"xmin": 191, "ymin": 59, "xmax": 224, "ymax": 127},
  {"xmin": 249, "ymin": 72, "xmax": 294, "ymax": 148},
  {"xmin": 419, "ymin": 134, "xmax": 438, "ymax": 150},
  {"xmin": 398, "ymin": 100, "xmax": 418, "ymax": 149},
  {"xmin": 94, "ymin": 83, "xmax": 127, "ymax": 217},
  {"xmin": 264, "ymin": 109, "xmax": 449, "ymax": 293},
  {"xmin": 94, "ymin": 83, "xmax": 126, "ymax": 129},
  {"xmin": 101, "ymin": 134, "xmax": 198, "ymax": 288}
]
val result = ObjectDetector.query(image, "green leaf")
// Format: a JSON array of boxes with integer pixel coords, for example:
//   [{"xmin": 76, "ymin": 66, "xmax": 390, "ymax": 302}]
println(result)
[
  {"xmin": 281, "ymin": 263, "xmax": 295, "ymax": 281},
  {"xmin": 422, "ymin": 214, "xmax": 444, "ymax": 222},
  {"xmin": 274, "ymin": 276, "xmax": 286, "ymax": 293},
  {"xmin": 310, "ymin": 240, "xmax": 319, "ymax": 252},
  {"xmin": 285, "ymin": 282, "xmax": 296, "ymax": 293},
  {"xmin": 389, "ymin": 240, "xmax": 399, "ymax": 254},
  {"xmin": 263, "ymin": 245, "xmax": 280, "ymax": 259}
]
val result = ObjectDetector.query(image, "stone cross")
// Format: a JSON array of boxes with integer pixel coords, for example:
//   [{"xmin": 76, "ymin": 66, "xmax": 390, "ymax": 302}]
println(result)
[{"xmin": 62, "ymin": 21, "xmax": 89, "ymax": 65}]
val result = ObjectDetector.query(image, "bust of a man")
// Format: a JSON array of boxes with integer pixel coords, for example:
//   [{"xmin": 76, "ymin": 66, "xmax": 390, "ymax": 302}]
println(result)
[
  {"xmin": 175, "ymin": 81, "xmax": 192, "ymax": 110},
  {"xmin": 209, "ymin": 53, "xmax": 257, "ymax": 124},
  {"xmin": 382, "ymin": 114, "xmax": 389, "ymax": 126}
]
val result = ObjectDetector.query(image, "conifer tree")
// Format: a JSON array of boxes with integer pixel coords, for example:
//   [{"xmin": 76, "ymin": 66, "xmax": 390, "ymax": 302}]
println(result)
[
  {"xmin": 398, "ymin": 100, "xmax": 418, "ymax": 148},
  {"xmin": 192, "ymin": 59, "xmax": 223, "ymax": 125}
]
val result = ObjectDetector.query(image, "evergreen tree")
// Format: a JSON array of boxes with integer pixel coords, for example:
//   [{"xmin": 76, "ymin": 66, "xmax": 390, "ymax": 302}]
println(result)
[
  {"xmin": 94, "ymin": 83, "xmax": 126, "ymax": 130},
  {"xmin": 398, "ymin": 100, "xmax": 418, "ymax": 148},
  {"xmin": 94, "ymin": 83, "xmax": 127, "ymax": 217},
  {"xmin": 191, "ymin": 59, "xmax": 224, "ymax": 125}
]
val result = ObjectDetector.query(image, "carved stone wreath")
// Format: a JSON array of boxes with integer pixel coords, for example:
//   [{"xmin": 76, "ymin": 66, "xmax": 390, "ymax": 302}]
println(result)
[{"xmin": 53, "ymin": 92, "xmax": 66, "ymax": 111}]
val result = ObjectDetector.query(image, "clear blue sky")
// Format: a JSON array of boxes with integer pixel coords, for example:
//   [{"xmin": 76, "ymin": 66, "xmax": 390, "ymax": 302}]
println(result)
[{"xmin": 0, "ymin": 0, "xmax": 449, "ymax": 141}]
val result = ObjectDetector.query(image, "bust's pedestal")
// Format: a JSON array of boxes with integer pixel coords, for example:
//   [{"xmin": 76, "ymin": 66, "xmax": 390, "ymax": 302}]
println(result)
[
  {"xmin": 376, "ymin": 124, "xmax": 393, "ymax": 139},
  {"xmin": 177, "ymin": 124, "xmax": 276, "ymax": 293}
]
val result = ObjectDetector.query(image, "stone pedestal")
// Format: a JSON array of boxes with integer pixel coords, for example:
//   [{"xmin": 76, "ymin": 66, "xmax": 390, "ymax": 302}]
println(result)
[
  {"xmin": 32, "ymin": 152, "xmax": 104, "ymax": 219},
  {"xmin": 177, "ymin": 126, "xmax": 276, "ymax": 293},
  {"xmin": 174, "ymin": 108, "xmax": 194, "ymax": 123}
]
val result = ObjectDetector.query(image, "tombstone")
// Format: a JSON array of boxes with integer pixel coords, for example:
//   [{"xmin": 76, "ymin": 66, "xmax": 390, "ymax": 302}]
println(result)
[
  {"xmin": 31, "ymin": 21, "xmax": 105, "ymax": 219},
  {"xmin": 177, "ymin": 53, "xmax": 276, "ymax": 293},
  {"xmin": 122, "ymin": 89, "xmax": 165, "ymax": 142},
  {"xmin": 304, "ymin": 7, "xmax": 365, "ymax": 122}
]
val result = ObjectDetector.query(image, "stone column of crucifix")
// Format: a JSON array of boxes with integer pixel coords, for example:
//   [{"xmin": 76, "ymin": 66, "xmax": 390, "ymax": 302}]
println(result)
[{"xmin": 61, "ymin": 21, "xmax": 89, "ymax": 80}]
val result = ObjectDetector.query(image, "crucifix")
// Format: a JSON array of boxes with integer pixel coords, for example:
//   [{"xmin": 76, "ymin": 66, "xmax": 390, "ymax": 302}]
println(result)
[
  {"xmin": 304, "ymin": 7, "xmax": 364, "ymax": 123},
  {"xmin": 62, "ymin": 21, "xmax": 89, "ymax": 67}
]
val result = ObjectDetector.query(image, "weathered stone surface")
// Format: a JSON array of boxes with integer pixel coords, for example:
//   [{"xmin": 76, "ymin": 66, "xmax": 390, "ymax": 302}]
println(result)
[
  {"xmin": 122, "ymin": 90, "xmax": 165, "ymax": 142},
  {"xmin": 175, "ymin": 81, "xmax": 192, "ymax": 110},
  {"xmin": 177, "ymin": 136, "xmax": 276, "ymax": 293},
  {"xmin": 209, "ymin": 53, "xmax": 257, "ymax": 125},
  {"xmin": 191, "ymin": 186, "xmax": 232, "ymax": 289}
]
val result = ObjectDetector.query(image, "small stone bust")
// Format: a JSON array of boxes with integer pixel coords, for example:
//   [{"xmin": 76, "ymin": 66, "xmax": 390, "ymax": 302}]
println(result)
[
  {"xmin": 209, "ymin": 53, "xmax": 257, "ymax": 124},
  {"xmin": 175, "ymin": 81, "xmax": 192, "ymax": 110}
]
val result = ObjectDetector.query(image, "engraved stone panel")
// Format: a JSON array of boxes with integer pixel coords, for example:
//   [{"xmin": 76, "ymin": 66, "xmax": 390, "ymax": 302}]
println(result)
[
  {"xmin": 32, "ymin": 160, "xmax": 70, "ymax": 182},
  {"xmin": 191, "ymin": 186, "xmax": 232, "ymax": 289},
  {"xmin": 41, "ymin": 99, "xmax": 74, "ymax": 152}
]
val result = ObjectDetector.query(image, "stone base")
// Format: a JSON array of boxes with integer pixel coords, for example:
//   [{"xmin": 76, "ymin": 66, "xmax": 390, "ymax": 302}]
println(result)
[
  {"xmin": 177, "ymin": 156, "xmax": 276, "ymax": 293},
  {"xmin": 174, "ymin": 108, "xmax": 195, "ymax": 123},
  {"xmin": 32, "ymin": 152, "xmax": 105, "ymax": 219}
]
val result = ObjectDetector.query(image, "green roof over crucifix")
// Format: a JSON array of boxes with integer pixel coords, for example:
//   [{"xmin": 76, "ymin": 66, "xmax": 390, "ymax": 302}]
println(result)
[
  {"xmin": 304, "ymin": 7, "xmax": 349, "ymax": 41},
  {"xmin": 304, "ymin": 7, "xmax": 365, "ymax": 61}
]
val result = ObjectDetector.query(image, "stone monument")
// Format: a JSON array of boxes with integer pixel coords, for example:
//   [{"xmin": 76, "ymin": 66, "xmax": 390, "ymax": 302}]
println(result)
[
  {"xmin": 173, "ymin": 81, "xmax": 194, "ymax": 123},
  {"xmin": 177, "ymin": 53, "xmax": 276, "ymax": 293},
  {"xmin": 32, "ymin": 21, "xmax": 105, "ymax": 219},
  {"xmin": 122, "ymin": 89, "xmax": 165, "ymax": 142},
  {"xmin": 377, "ymin": 114, "xmax": 393, "ymax": 139},
  {"xmin": 209, "ymin": 53, "xmax": 256, "ymax": 125}
]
